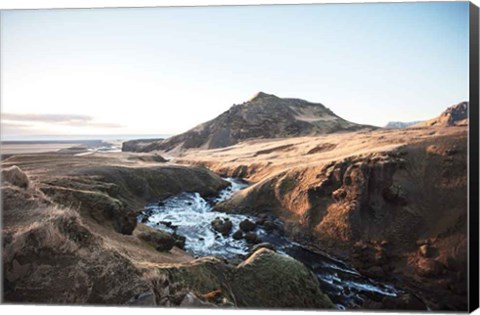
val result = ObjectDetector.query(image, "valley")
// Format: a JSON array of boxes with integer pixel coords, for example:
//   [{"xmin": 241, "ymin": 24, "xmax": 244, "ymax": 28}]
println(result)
[{"xmin": 2, "ymin": 93, "xmax": 469, "ymax": 311}]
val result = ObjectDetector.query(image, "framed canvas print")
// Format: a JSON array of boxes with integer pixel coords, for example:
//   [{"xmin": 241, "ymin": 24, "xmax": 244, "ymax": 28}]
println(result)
[{"xmin": 1, "ymin": 0, "xmax": 479, "ymax": 313}]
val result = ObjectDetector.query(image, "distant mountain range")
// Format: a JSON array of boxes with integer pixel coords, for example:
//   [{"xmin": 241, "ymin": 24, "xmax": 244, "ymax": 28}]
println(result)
[
  {"xmin": 122, "ymin": 92, "xmax": 376, "ymax": 152},
  {"xmin": 384, "ymin": 121, "xmax": 423, "ymax": 129}
]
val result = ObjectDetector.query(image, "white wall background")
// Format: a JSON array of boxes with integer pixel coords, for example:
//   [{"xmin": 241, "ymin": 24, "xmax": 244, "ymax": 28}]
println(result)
[{"xmin": 0, "ymin": 0, "xmax": 479, "ymax": 315}]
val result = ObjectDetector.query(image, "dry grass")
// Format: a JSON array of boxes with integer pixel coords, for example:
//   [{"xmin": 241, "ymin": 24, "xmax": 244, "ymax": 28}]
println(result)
[
  {"xmin": 2, "ymin": 165, "xmax": 30, "ymax": 188},
  {"xmin": 1, "ymin": 125, "xmax": 469, "ymax": 309},
  {"xmin": 174, "ymin": 125, "xmax": 468, "ymax": 310},
  {"xmin": 175, "ymin": 126, "xmax": 464, "ymax": 183},
  {"xmin": 4, "ymin": 205, "xmax": 98, "ymax": 262}
]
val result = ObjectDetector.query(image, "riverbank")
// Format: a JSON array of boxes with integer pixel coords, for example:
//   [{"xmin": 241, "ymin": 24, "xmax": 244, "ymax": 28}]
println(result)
[
  {"xmin": 1, "ymin": 150, "xmax": 333, "ymax": 309},
  {"xmin": 174, "ymin": 125, "xmax": 468, "ymax": 311},
  {"xmin": 138, "ymin": 177, "xmax": 410, "ymax": 309},
  {"xmin": 2, "ymin": 123, "xmax": 468, "ymax": 310}
]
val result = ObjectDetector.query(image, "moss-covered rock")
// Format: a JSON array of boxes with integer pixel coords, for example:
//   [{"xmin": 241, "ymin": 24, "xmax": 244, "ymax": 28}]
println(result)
[
  {"xmin": 166, "ymin": 257, "xmax": 232, "ymax": 296},
  {"xmin": 160, "ymin": 249, "xmax": 334, "ymax": 309},
  {"xmin": 231, "ymin": 248, "xmax": 334, "ymax": 309}
]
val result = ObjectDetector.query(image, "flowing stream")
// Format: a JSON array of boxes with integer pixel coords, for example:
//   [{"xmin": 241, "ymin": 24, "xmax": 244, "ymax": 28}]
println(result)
[{"xmin": 139, "ymin": 178, "xmax": 401, "ymax": 309}]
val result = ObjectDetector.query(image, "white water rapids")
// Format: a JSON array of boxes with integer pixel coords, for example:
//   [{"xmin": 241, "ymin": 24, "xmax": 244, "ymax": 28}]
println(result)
[
  {"xmin": 139, "ymin": 177, "xmax": 403, "ymax": 309},
  {"xmin": 142, "ymin": 178, "xmax": 255, "ymax": 258}
]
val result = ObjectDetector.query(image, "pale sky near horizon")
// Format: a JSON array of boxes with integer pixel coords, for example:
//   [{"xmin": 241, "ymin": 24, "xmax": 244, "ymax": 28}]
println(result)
[{"xmin": 1, "ymin": 2, "xmax": 470, "ymax": 139}]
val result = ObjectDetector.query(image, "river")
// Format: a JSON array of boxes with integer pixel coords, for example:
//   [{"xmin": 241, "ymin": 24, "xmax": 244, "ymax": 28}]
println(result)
[{"xmin": 138, "ymin": 177, "xmax": 401, "ymax": 309}]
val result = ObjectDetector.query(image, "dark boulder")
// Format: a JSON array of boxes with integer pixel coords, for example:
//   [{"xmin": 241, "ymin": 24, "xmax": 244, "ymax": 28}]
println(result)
[
  {"xmin": 239, "ymin": 219, "xmax": 256, "ymax": 232},
  {"xmin": 138, "ymin": 230, "xmax": 175, "ymax": 252},
  {"xmin": 112, "ymin": 210, "xmax": 137, "ymax": 235},
  {"xmin": 160, "ymin": 221, "xmax": 173, "ymax": 228},
  {"xmin": 262, "ymin": 220, "xmax": 276, "ymax": 231},
  {"xmin": 232, "ymin": 230, "xmax": 243, "ymax": 240},
  {"xmin": 211, "ymin": 217, "xmax": 233, "ymax": 236},
  {"xmin": 173, "ymin": 234, "xmax": 186, "ymax": 249},
  {"xmin": 244, "ymin": 232, "xmax": 261, "ymax": 244}
]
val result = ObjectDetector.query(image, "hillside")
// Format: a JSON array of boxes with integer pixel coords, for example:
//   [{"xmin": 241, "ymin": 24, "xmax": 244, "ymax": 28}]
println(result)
[
  {"xmin": 2, "ymin": 152, "xmax": 333, "ymax": 308},
  {"xmin": 174, "ymin": 103, "xmax": 469, "ymax": 310},
  {"xmin": 121, "ymin": 138, "xmax": 164, "ymax": 152},
  {"xmin": 414, "ymin": 102, "xmax": 468, "ymax": 127},
  {"xmin": 122, "ymin": 92, "xmax": 376, "ymax": 153},
  {"xmin": 2, "ymin": 101, "xmax": 469, "ymax": 310}
]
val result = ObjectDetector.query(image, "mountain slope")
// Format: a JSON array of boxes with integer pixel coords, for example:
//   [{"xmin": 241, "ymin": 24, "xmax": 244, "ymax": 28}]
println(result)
[
  {"xmin": 123, "ymin": 92, "xmax": 376, "ymax": 153},
  {"xmin": 175, "ymin": 115, "xmax": 468, "ymax": 310},
  {"xmin": 414, "ymin": 102, "xmax": 468, "ymax": 127}
]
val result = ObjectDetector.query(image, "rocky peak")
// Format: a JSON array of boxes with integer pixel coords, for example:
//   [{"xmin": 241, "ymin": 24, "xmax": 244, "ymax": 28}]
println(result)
[
  {"xmin": 443, "ymin": 101, "xmax": 468, "ymax": 123},
  {"xmin": 248, "ymin": 91, "xmax": 278, "ymax": 102},
  {"xmin": 122, "ymin": 93, "xmax": 377, "ymax": 152},
  {"xmin": 415, "ymin": 101, "xmax": 468, "ymax": 127}
]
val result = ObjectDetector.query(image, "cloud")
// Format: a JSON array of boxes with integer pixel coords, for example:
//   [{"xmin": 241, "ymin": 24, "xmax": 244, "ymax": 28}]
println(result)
[
  {"xmin": 1, "ymin": 122, "xmax": 41, "ymax": 138},
  {"xmin": 1, "ymin": 113, "xmax": 124, "ymax": 128},
  {"xmin": 2, "ymin": 113, "xmax": 91, "ymax": 123}
]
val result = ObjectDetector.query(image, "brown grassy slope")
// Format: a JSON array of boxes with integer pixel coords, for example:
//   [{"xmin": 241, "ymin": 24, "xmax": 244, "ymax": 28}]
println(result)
[
  {"xmin": 2, "ymin": 151, "xmax": 333, "ymax": 308},
  {"xmin": 2, "ymin": 153, "xmax": 229, "ymax": 234},
  {"xmin": 175, "ymin": 126, "xmax": 468, "ymax": 310},
  {"xmin": 1, "ymin": 153, "xmax": 227, "ymax": 304},
  {"xmin": 175, "ymin": 126, "xmax": 454, "ymax": 181},
  {"xmin": 3, "ymin": 202, "xmax": 158, "ymax": 304}
]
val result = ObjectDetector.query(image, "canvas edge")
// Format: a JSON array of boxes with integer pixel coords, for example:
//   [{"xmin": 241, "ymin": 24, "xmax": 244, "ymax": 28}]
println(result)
[{"xmin": 469, "ymin": 1, "xmax": 480, "ymax": 313}]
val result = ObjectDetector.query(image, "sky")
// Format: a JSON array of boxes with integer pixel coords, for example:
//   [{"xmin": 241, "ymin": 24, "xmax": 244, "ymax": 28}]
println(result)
[{"xmin": 0, "ymin": 2, "xmax": 470, "ymax": 140}]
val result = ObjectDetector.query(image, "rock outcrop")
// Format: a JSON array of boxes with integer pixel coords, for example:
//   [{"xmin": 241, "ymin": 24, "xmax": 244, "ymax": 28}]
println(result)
[
  {"xmin": 159, "ymin": 249, "xmax": 334, "ymax": 309},
  {"xmin": 231, "ymin": 248, "xmax": 334, "ymax": 308},
  {"xmin": 414, "ymin": 102, "xmax": 468, "ymax": 127},
  {"xmin": 121, "ymin": 138, "xmax": 165, "ymax": 152},
  {"xmin": 203, "ymin": 128, "xmax": 468, "ymax": 310}
]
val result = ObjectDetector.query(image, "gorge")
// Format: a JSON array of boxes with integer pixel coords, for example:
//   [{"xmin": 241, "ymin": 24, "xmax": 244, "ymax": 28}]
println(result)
[{"xmin": 2, "ymin": 93, "xmax": 469, "ymax": 311}]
